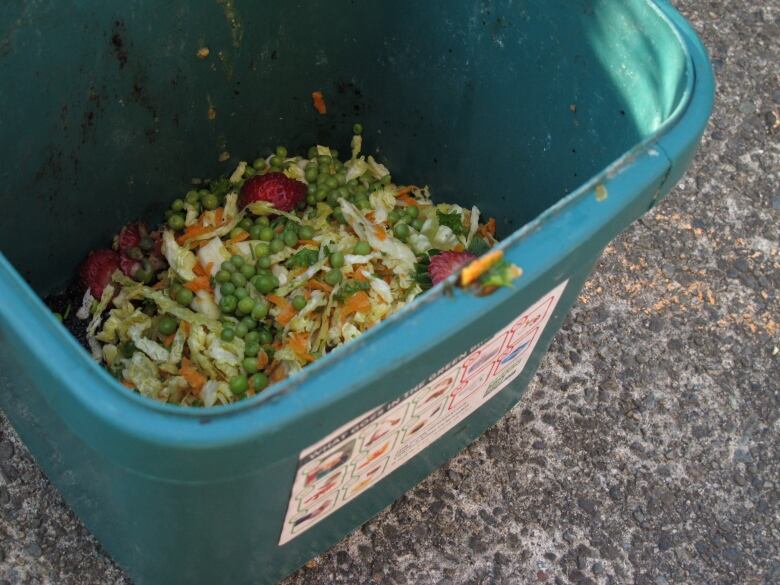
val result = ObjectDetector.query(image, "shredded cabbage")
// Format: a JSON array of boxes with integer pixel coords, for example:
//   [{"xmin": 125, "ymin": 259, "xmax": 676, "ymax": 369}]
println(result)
[{"xmin": 162, "ymin": 230, "xmax": 198, "ymax": 281}]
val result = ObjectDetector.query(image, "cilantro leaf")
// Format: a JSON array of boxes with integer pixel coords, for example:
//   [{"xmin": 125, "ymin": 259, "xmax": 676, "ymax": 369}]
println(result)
[
  {"xmin": 466, "ymin": 236, "xmax": 491, "ymax": 256},
  {"xmin": 286, "ymin": 248, "xmax": 319, "ymax": 269},
  {"xmin": 436, "ymin": 211, "xmax": 466, "ymax": 235}
]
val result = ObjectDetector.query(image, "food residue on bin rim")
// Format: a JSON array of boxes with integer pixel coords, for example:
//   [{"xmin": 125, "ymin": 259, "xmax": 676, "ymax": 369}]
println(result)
[{"xmin": 65, "ymin": 128, "xmax": 519, "ymax": 407}]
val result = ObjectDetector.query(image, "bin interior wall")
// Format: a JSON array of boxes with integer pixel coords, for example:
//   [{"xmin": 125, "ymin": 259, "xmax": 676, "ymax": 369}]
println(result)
[{"xmin": 0, "ymin": 0, "xmax": 687, "ymax": 295}]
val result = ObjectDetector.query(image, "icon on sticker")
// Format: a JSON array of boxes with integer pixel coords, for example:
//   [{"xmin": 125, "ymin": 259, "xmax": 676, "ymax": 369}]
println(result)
[{"xmin": 304, "ymin": 439, "xmax": 356, "ymax": 488}]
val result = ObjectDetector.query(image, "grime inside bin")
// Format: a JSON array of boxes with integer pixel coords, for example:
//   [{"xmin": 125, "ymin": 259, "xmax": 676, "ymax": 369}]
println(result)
[{"xmin": 0, "ymin": 1, "xmax": 712, "ymax": 584}]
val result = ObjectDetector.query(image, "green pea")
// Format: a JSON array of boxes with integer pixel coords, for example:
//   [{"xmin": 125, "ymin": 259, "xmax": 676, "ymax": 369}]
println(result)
[
  {"xmin": 257, "ymin": 256, "xmax": 272, "ymax": 269},
  {"xmin": 234, "ymin": 287, "xmax": 248, "ymax": 300},
  {"xmin": 307, "ymin": 182, "xmax": 318, "ymax": 195},
  {"xmin": 270, "ymin": 275, "xmax": 280, "ymax": 287},
  {"xmin": 333, "ymin": 209, "xmax": 346, "ymax": 224},
  {"xmin": 176, "ymin": 288, "xmax": 194, "ymax": 306},
  {"xmin": 134, "ymin": 267, "xmax": 153, "ymax": 284},
  {"xmin": 241, "ymin": 316, "xmax": 257, "ymax": 330},
  {"xmin": 305, "ymin": 166, "xmax": 318, "ymax": 183},
  {"xmin": 230, "ymin": 255, "xmax": 245, "ymax": 268},
  {"xmin": 258, "ymin": 329, "xmax": 273, "ymax": 345},
  {"xmin": 255, "ymin": 216, "xmax": 270, "ymax": 226},
  {"xmin": 222, "ymin": 260, "xmax": 236, "ymax": 273},
  {"xmin": 356, "ymin": 197, "xmax": 370, "ymax": 210},
  {"xmin": 255, "ymin": 275, "xmax": 276, "ymax": 294},
  {"xmin": 306, "ymin": 194, "xmax": 316, "ymax": 206},
  {"xmin": 231, "ymin": 272, "xmax": 247, "ymax": 287},
  {"xmin": 245, "ymin": 331, "xmax": 260, "ymax": 344},
  {"xmin": 229, "ymin": 227, "xmax": 245, "ymax": 239},
  {"xmin": 315, "ymin": 189, "xmax": 327, "ymax": 202},
  {"xmin": 326, "ymin": 176, "xmax": 339, "ymax": 190},
  {"xmin": 219, "ymin": 295, "xmax": 238, "ymax": 314},
  {"xmin": 327, "ymin": 191, "xmax": 339, "ymax": 206},
  {"xmin": 251, "ymin": 373, "xmax": 269, "ymax": 391},
  {"xmin": 238, "ymin": 297, "xmax": 255, "ymax": 314},
  {"xmin": 220, "ymin": 282, "xmax": 236, "ymax": 296},
  {"xmin": 221, "ymin": 328, "xmax": 235, "ymax": 342},
  {"xmin": 185, "ymin": 190, "xmax": 200, "ymax": 204},
  {"xmin": 353, "ymin": 241, "xmax": 372, "ymax": 255},
  {"xmin": 202, "ymin": 193, "xmax": 219, "ymax": 210},
  {"xmin": 246, "ymin": 342, "xmax": 261, "ymax": 358},
  {"xmin": 229, "ymin": 375, "xmax": 248, "ymax": 395},
  {"xmin": 167, "ymin": 214, "xmax": 185, "ymax": 230},
  {"xmin": 412, "ymin": 218, "xmax": 425, "ymax": 231},
  {"xmin": 243, "ymin": 357, "xmax": 259, "ymax": 374},
  {"xmin": 255, "ymin": 243, "xmax": 270, "ymax": 257},
  {"xmin": 235, "ymin": 323, "xmax": 248, "ymax": 338},
  {"xmin": 199, "ymin": 189, "xmax": 210, "ymax": 198},
  {"xmin": 171, "ymin": 198, "xmax": 185, "ymax": 211},
  {"xmin": 252, "ymin": 158, "xmax": 266, "ymax": 170},
  {"xmin": 393, "ymin": 223, "xmax": 411, "ymax": 240},
  {"xmin": 215, "ymin": 269, "xmax": 231, "ymax": 283},
  {"xmin": 331, "ymin": 149, "xmax": 340, "ymax": 160},
  {"xmin": 269, "ymin": 155, "xmax": 283, "ymax": 167},
  {"xmin": 353, "ymin": 123, "xmax": 363, "ymax": 135},
  {"xmin": 336, "ymin": 172, "xmax": 347, "ymax": 186},
  {"xmin": 240, "ymin": 264, "xmax": 256, "ymax": 279},
  {"xmin": 330, "ymin": 252, "xmax": 345, "ymax": 269},
  {"xmin": 158, "ymin": 315, "xmax": 178, "ymax": 336},
  {"xmin": 283, "ymin": 231, "xmax": 299, "ymax": 247},
  {"xmin": 292, "ymin": 296, "xmax": 307, "ymax": 310},
  {"xmin": 251, "ymin": 301, "xmax": 269, "ymax": 320},
  {"xmin": 271, "ymin": 238, "xmax": 284, "ymax": 254},
  {"xmin": 324, "ymin": 269, "xmax": 343, "ymax": 286},
  {"xmin": 317, "ymin": 173, "xmax": 329, "ymax": 186},
  {"xmin": 405, "ymin": 205, "xmax": 419, "ymax": 219},
  {"xmin": 381, "ymin": 175, "xmax": 392, "ymax": 185},
  {"xmin": 317, "ymin": 155, "xmax": 331, "ymax": 165},
  {"xmin": 298, "ymin": 225, "xmax": 315, "ymax": 240},
  {"xmin": 249, "ymin": 224, "xmax": 264, "ymax": 240},
  {"xmin": 259, "ymin": 226, "xmax": 275, "ymax": 242},
  {"xmin": 244, "ymin": 166, "xmax": 255, "ymax": 178},
  {"xmin": 275, "ymin": 146, "xmax": 288, "ymax": 159},
  {"xmin": 388, "ymin": 210, "xmax": 401, "ymax": 225}
]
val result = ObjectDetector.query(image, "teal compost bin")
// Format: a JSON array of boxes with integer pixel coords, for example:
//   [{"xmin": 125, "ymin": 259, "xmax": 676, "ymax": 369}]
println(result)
[{"xmin": 0, "ymin": 1, "xmax": 713, "ymax": 583}]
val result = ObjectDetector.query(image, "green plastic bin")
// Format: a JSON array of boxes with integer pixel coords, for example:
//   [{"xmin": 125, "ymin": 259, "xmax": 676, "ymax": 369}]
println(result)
[{"xmin": 0, "ymin": 1, "xmax": 713, "ymax": 583}]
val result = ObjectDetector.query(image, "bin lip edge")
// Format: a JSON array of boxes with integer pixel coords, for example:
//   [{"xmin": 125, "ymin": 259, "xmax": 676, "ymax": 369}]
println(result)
[{"xmin": 0, "ymin": 0, "xmax": 712, "ymax": 428}]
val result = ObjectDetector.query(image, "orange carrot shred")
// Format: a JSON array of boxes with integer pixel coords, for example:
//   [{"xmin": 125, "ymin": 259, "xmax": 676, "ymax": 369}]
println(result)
[
  {"xmin": 226, "ymin": 231, "xmax": 249, "ymax": 246},
  {"xmin": 214, "ymin": 208, "xmax": 224, "ymax": 226},
  {"xmin": 179, "ymin": 358, "xmax": 206, "ymax": 392},
  {"xmin": 183, "ymin": 276, "xmax": 211, "ymax": 292},
  {"xmin": 256, "ymin": 349, "xmax": 270, "ymax": 370},
  {"xmin": 288, "ymin": 332, "xmax": 315, "ymax": 363},
  {"xmin": 163, "ymin": 333, "xmax": 176, "ymax": 347},
  {"xmin": 396, "ymin": 186, "xmax": 419, "ymax": 197},
  {"xmin": 177, "ymin": 224, "xmax": 212, "ymax": 245},
  {"xmin": 121, "ymin": 379, "xmax": 136, "ymax": 390},
  {"xmin": 341, "ymin": 291, "xmax": 371, "ymax": 322},
  {"xmin": 479, "ymin": 217, "xmax": 496, "ymax": 238},
  {"xmin": 307, "ymin": 279, "xmax": 333, "ymax": 293},
  {"xmin": 352, "ymin": 269, "xmax": 368, "ymax": 282},
  {"xmin": 181, "ymin": 321, "xmax": 191, "ymax": 335},
  {"xmin": 397, "ymin": 193, "xmax": 419, "ymax": 207},
  {"xmin": 374, "ymin": 225, "xmax": 387, "ymax": 240},
  {"xmin": 267, "ymin": 295, "xmax": 296, "ymax": 325},
  {"xmin": 297, "ymin": 239, "xmax": 319, "ymax": 247},
  {"xmin": 311, "ymin": 91, "xmax": 327, "ymax": 114}
]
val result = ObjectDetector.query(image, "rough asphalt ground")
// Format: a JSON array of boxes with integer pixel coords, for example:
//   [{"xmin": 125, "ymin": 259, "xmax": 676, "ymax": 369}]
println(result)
[{"xmin": 1, "ymin": 1, "xmax": 778, "ymax": 584}]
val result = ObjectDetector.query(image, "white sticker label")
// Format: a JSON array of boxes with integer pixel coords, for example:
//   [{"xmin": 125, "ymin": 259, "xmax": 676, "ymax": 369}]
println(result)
[{"xmin": 278, "ymin": 280, "xmax": 568, "ymax": 544}]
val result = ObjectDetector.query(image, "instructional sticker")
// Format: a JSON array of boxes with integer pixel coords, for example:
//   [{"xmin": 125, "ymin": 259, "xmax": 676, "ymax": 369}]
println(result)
[{"xmin": 279, "ymin": 280, "xmax": 568, "ymax": 544}]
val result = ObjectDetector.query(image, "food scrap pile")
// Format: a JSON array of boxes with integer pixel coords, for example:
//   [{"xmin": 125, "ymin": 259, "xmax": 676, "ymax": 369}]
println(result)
[{"xmin": 74, "ymin": 128, "xmax": 516, "ymax": 406}]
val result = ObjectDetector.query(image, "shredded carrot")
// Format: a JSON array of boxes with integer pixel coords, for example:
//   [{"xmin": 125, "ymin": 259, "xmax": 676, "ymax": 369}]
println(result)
[
  {"xmin": 454, "ymin": 243, "xmax": 465, "ymax": 253},
  {"xmin": 288, "ymin": 332, "xmax": 315, "ymax": 363},
  {"xmin": 179, "ymin": 358, "xmax": 206, "ymax": 392},
  {"xmin": 152, "ymin": 280, "xmax": 166, "ymax": 290},
  {"xmin": 256, "ymin": 349, "xmax": 270, "ymax": 370},
  {"xmin": 226, "ymin": 231, "xmax": 249, "ymax": 246},
  {"xmin": 307, "ymin": 279, "xmax": 333, "ymax": 293},
  {"xmin": 181, "ymin": 321, "xmax": 191, "ymax": 335},
  {"xmin": 267, "ymin": 294, "xmax": 296, "ymax": 325},
  {"xmin": 297, "ymin": 239, "xmax": 319, "ymax": 247},
  {"xmin": 478, "ymin": 217, "xmax": 496, "ymax": 238},
  {"xmin": 311, "ymin": 91, "xmax": 327, "ymax": 114},
  {"xmin": 365, "ymin": 211, "xmax": 376, "ymax": 222},
  {"xmin": 214, "ymin": 208, "xmax": 224, "ymax": 226},
  {"xmin": 341, "ymin": 291, "xmax": 371, "ymax": 322},
  {"xmin": 193, "ymin": 262, "xmax": 207, "ymax": 277},
  {"xmin": 272, "ymin": 340, "xmax": 284, "ymax": 351},
  {"xmin": 396, "ymin": 186, "xmax": 419, "ymax": 197},
  {"xmin": 460, "ymin": 250, "xmax": 503, "ymax": 286},
  {"xmin": 183, "ymin": 276, "xmax": 211, "ymax": 292},
  {"xmin": 352, "ymin": 269, "xmax": 368, "ymax": 282},
  {"xmin": 177, "ymin": 224, "xmax": 212, "ymax": 245},
  {"xmin": 397, "ymin": 193, "xmax": 419, "ymax": 207},
  {"xmin": 269, "ymin": 361, "xmax": 286, "ymax": 382},
  {"xmin": 121, "ymin": 379, "xmax": 136, "ymax": 390},
  {"xmin": 374, "ymin": 225, "xmax": 387, "ymax": 240},
  {"xmin": 163, "ymin": 333, "xmax": 176, "ymax": 348}
]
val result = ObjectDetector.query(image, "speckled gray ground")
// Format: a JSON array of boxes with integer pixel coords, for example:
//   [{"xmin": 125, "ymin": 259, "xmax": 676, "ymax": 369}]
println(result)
[{"xmin": 2, "ymin": 1, "xmax": 779, "ymax": 584}]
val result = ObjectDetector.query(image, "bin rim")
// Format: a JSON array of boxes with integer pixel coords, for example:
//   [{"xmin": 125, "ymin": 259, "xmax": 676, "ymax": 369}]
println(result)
[{"xmin": 0, "ymin": 0, "xmax": 713, "ymax": 439}]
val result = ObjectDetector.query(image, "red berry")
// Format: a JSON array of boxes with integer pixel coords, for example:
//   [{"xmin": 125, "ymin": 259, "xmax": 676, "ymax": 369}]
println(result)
[
  {"xmin": 428, "ymin": 251, "xmax": 477, "ymax": 285},
  {"xmin": 79, "ymin": 249, "xmax": 120, "ymax": 297},
  {"xmin": 239, "ymin": 172, "xmax": 306, "ymax": 212},
  {"xmin": 119, "ymin": 255, "xmax": 141, "ymax": 278},
  {"xmin": 116, "ymin": 223, "xmax": 142, "ymax": 253}
]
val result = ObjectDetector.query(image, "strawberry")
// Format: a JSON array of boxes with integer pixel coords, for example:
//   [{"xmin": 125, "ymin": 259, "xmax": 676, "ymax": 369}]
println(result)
[
  {"xmin": 428, "ymin": 251, "xmax": 477, "ymax": 285},
  {"xmin": 79, "ymin": 249, "xmax": 120, "ymax": 297},
  {"xmin": 116, "ymin": 223, "xmax": 142, "ymax": 253},
  {"xmin": 240, "ymin": 172, "xmax": 306, "ymax": 212}
]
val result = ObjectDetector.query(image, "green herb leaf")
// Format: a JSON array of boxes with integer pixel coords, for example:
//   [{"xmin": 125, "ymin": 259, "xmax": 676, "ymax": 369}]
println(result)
[
  {"xmin": 466, "ymin": 236, "xmax": 491, "ymax": 256},
  {"xmin": 286, "ymin": 248, "xmax": 320, "ymax": 269},
  {"xmin": 436, "ymin": 211, "xmax": 466, "ymax": 235}
]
